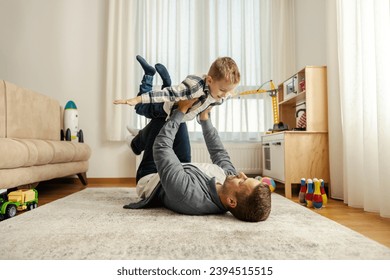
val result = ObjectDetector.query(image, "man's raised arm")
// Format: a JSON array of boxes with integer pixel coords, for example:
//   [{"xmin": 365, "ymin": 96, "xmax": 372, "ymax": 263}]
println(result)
[
  {"xmin": 199, "ymin": 108, "xmax": 237, "ymax": 175},
  {"xmin": 152, "ymin": 99, "xmax": 198, "ymax": 201}
]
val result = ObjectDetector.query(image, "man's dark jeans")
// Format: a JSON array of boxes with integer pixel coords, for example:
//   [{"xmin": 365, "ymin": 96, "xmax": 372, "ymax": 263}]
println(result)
[
  {"xmin": 133, "ymin": 74, "xmax": 191, "ymax": 182},
  {"xmin": 135, "ymin": 117, "xmax": 191, "ymax": 182}
]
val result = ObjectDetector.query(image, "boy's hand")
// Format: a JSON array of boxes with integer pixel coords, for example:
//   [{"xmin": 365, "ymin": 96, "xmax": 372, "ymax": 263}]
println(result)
[
  {"xmin": 113, "ymin": 96, "xmax": 141, "ymax": 106},
  {"xmin": 177, "ymin": 98, "xmax": 198, "ymax": 113},
  {"xmin": 199, "ymin": 106, "xmax": 212, "ymax": 121}
]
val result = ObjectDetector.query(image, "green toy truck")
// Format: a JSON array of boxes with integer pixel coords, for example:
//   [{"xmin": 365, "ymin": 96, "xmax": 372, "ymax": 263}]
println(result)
[{"xmin": 0, "ymin": 189, "xmax": 38, "ymax": 220}]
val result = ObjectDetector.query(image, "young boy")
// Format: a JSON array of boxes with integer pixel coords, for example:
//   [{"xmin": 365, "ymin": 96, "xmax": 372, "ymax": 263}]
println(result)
[{"xmin": 114, "ymin": 56, "xmax": 240, "ymax": 122}]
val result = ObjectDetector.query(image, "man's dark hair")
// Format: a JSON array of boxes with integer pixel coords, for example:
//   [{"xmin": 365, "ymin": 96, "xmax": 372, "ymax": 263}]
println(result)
[{"xmin": 229, "ymin": 183, "xmax": 271, "ymax": 222}]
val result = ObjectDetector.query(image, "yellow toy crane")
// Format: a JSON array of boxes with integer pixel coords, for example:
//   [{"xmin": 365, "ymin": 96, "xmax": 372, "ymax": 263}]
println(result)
[{"xmin": 238, "ymin": 80, "xmax": 288, "ymax": 132}]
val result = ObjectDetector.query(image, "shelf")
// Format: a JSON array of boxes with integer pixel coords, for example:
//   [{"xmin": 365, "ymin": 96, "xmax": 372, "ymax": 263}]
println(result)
[
  {"xmin": 262, "ymin": 66, "xmax": 329, "ymax": 198},
  {"xmin": 279, "ymin": 90, "xmax": 306, "ymax": 106}
]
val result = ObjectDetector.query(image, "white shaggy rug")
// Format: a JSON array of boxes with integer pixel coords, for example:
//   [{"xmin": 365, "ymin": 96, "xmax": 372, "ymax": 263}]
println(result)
[{"xmin": 1, "ymin": 187, "xmax": 390, "ymax": 260}]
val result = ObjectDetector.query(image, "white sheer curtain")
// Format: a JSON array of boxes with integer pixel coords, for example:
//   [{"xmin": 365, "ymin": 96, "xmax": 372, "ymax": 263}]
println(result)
[
  {"xmin": 334, "ymin": 0, "xmax": 390, "ymax": 217},
  {"xmin": 105, "ymin": 0, "xmax": 275, "ymax": 142}
]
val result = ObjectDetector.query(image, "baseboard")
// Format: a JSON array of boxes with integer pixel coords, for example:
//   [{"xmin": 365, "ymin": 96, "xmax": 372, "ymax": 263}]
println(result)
[
  {"xmin": 87, "ymin": 178, "xmax": 136, "ymax": 184},
  {"xmin": 41, "ymin": 177, "xmax": 136, "ymax": 186}
]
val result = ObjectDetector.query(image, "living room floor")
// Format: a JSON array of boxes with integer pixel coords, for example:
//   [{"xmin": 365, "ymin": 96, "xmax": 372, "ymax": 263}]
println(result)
[{"xmin": 14, "ymin": 178, "xmax": 390, "ymax": 249}]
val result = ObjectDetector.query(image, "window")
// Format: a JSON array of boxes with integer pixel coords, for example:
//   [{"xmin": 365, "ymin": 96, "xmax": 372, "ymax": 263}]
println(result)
[{"xmin": 132, "ymin": 0, "xmax": 272, "ymax": 141}]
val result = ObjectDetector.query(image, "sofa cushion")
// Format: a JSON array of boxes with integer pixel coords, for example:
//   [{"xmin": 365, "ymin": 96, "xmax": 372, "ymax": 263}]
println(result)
[
  {"xmin": 48, "ymin": 141, "xmax": 91, "ymax": 163},
  {"xmin": 14, "ymin": 139, "xmax": 54, "ymax": 166},
  {"xmin": 0, "ymin": 138, "xmax": 29, "ymax": 169},
  {"xmin": 0, "ymin": 138, "xmax": 91, "ymax": 169},
  {"xmin": 4, "ymin": 81, "xmax": 61, "ymax": 140}
]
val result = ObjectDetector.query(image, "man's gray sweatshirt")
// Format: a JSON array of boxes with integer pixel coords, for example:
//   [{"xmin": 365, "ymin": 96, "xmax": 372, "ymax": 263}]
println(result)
[{"xmin": 124, "ymin": 110, "xmax": 237, "ymax": 215}]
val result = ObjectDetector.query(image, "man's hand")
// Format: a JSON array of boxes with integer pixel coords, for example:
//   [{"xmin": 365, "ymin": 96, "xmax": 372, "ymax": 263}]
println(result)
[
  {"xmin": 199, "ymin": 106, "xmax": 213, "ymax": 121},
  {"xmin": 177, "ymin": 98, "xmax": 199, "ymax": 114}
]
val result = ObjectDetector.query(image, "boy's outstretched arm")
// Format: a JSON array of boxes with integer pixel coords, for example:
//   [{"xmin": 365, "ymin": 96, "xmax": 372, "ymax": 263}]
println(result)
[
  {"xmin": 113, "ymin": 96, "xmax": 142, "ymax": 106},
  {"xmin": 115, "ymin": 75, "xmax": 205, "ymax": 106}
]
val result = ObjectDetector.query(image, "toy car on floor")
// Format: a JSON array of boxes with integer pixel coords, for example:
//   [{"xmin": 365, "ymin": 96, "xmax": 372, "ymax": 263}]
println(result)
[{"xmin": 0, "ymin": 189, "xmax": 38, "ymax": 220}]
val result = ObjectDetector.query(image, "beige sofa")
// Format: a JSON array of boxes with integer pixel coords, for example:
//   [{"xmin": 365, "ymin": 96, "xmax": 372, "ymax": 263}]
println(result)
[{"xmin": 0, "ymin": 80, "xmax": 91, "ymax": 189}]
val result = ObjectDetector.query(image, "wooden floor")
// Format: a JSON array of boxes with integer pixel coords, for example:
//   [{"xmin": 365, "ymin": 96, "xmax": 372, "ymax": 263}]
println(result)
[{"xmin": 13, "ymin": 178, "xmax": 390, "ymax": 249}]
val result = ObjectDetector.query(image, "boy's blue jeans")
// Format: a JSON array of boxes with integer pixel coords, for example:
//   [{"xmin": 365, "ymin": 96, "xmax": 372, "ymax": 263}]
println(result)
[
  {"xmin": 133, "ymin": 74, "xmax": 191, "ymax": 182},
  {"xmin": 135, "ymin": 74, "xmax": 167, "ymax": 119}
]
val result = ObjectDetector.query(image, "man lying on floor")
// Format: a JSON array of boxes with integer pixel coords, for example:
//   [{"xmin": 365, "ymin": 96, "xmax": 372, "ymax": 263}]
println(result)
[{"xmin": 124, "ymin": 99, "xmax": 271, "ymax": 222}]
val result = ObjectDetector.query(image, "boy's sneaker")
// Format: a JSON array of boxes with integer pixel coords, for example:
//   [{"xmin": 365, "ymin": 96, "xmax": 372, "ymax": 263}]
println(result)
[
  {"xmin": 155, "ymin": 63, "xmax": 171, "ymax": 88},
  {"xmin": 136, "ymin": 55, "xmax": 156, "ymax": 76}
]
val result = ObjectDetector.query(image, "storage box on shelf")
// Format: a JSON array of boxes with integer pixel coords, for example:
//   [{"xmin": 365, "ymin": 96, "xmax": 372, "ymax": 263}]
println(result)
[{"xmin": 262, "ymin": 66, "xmax": 330, "ymax": 198}]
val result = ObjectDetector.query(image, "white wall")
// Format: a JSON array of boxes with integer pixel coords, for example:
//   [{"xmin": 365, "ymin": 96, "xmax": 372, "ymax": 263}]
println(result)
[
  {"xmin": 294, "ymin": 0, "xmax": 327, "ymax": 69},
  {"xmin": 0, "ymin": 0, "xmax": 136, "ymax": 178},
  {"xmin": 325, "ymin": 0, "xmax": 343, "ymax": 199},
  {"xmin": 294, "ymin": 0, "xmax": 343, "ymax": 198}
]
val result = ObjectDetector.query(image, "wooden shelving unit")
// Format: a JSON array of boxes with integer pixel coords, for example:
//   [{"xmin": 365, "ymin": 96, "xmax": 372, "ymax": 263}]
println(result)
[{"xmin": 262, "ymin": 66, "xmax": 330, "ymax": 198}]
